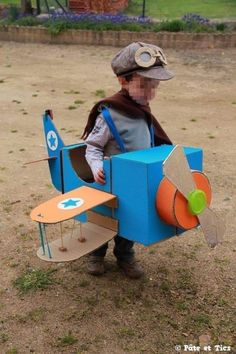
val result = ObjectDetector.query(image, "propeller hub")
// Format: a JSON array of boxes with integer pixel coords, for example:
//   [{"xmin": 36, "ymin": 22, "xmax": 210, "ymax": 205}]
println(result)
[{"xmin": 187, "ymin": 189, "xmax": 207, "ymax": 216}]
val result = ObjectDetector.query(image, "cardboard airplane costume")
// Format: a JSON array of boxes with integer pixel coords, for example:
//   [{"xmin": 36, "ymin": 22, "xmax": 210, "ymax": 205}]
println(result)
[{"xmin": 30, "ymin": 111, "xmax": 224, "ymax": 262}]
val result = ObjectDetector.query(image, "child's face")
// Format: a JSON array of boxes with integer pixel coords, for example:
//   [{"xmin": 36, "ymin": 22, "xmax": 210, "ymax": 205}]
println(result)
[{"xmin": 121, "ymin": 74, "xmax": 160, "ymax": 105}]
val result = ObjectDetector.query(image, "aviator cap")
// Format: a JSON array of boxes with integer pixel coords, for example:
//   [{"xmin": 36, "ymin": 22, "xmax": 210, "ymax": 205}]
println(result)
[{"xmin": 111, "ymin": 42, "xmax": 174, "ymax": 80}]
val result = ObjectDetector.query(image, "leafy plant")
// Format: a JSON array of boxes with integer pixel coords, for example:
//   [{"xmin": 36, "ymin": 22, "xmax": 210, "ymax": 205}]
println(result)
[
  {"xmin": 6, "ymin": 348, "xmax": 18, "ymax": 354},
  {"xmin": 181, "ymin": 13, "xmax": 216, "ymax": 32},
  {"xmin": 8, "ymin": 5, "xmax": 20, "ymax": 21},
  {"xmin": 13, "ymin": 268, "xmax": 56, "ymax": 294},
  {"xmin": 216, "ymin": 22, "xmax": 227, "ymax": 31},
  {"xmin": 57, "ymin": 331, "xmax": 78, "ymax": 347},
  {"xmin": 182, "ymin": 13, "xmax": 211, "ymax": 26},
  {"xmin": 154, "ymin": 19, "xmax": 186, "ymax": 32}
]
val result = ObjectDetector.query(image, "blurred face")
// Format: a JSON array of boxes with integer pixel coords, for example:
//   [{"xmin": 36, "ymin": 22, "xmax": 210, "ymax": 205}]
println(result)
[{"xmin": 119, "ymin": 73, "xmax": 160, "ymax": 105}]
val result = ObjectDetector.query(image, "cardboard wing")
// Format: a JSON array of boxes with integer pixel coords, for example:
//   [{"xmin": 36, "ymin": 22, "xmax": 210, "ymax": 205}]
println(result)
[{"xmin": 30, "ymin": 186, "xmax": 117, "ymax": 224}]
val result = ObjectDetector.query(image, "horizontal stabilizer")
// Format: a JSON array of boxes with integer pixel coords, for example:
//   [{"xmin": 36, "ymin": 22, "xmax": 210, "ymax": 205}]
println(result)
[{"xmin": 31, "ymin": 186, "xmax": 117, "ymax": 224}]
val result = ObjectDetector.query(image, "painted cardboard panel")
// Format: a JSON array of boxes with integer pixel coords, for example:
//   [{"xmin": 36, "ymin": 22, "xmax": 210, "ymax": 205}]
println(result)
[
  {"xmin": 30, "ymin": 186, "xmax": 116, "ymax": 224},
  {"xmin": 62, "ymin": 146, "xmax": 111, "ymax": 193},
  {"xmin": 112, "ymin": 145, "xmax": 203, "ymax": 245}
]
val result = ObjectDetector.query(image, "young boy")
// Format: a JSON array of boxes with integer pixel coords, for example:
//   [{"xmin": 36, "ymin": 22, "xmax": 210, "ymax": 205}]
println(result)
[{"xmin": 82, "ymin": 42, "xmax": 174, "ymax": 278}]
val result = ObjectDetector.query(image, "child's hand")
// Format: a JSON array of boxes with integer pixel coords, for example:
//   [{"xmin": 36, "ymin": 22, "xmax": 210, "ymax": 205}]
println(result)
[{"xmin": 94, "ymin": 168, "xmax": 106, "ymax": 185}]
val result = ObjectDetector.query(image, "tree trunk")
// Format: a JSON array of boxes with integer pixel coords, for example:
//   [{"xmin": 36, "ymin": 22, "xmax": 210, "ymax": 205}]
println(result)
[{"xmin": 21, "ymin": 0, "xmax": 33, "ymax": 15}]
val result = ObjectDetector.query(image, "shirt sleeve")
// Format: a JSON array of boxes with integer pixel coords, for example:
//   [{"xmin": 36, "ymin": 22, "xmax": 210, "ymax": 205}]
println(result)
[{"xmin": 85, "ymin": 114, "xmax": 112, "ymax": 177}]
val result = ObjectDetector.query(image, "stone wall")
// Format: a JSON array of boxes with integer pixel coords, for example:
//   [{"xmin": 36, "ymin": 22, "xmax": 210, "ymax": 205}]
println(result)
[{"xmin": 0, "ymin": 26, "xmax": 236, "ymax": 49}]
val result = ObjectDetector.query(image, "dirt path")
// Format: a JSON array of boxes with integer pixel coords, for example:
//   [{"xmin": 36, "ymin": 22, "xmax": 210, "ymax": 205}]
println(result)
[{"xmin": 0, "ymin": 41, "xmax": 235, "ymax": 354}]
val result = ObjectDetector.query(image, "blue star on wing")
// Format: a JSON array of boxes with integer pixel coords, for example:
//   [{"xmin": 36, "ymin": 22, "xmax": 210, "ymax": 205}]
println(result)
[{"xmin": 61, "ymin": 199, "xmax": 80, "ymax": 208}]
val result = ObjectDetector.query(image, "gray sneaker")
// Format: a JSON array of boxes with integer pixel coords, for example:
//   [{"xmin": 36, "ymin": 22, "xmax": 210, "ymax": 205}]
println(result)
[
  {"xmin": 87, "ymin": 256, "xmax": 105, "ymax": 276},
  {"xmin": 117, "ymin": 260, "xmax": 144, "ymax": 279}
]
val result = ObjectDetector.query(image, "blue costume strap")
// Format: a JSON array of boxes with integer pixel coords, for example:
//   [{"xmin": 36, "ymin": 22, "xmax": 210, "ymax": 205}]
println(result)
[
  {"xmin": 149, "ymin": 124, "xmax": 155, "ymax": 147},
  {"xmin": 101, "ymin": 107, "xmax": 126, "ymax": 153}
]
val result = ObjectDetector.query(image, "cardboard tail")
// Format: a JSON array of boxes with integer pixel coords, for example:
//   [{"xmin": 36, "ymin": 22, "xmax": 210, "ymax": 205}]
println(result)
[{"xmin": 43, "ymin": 111, "xmax": 65, "ymax": 192}]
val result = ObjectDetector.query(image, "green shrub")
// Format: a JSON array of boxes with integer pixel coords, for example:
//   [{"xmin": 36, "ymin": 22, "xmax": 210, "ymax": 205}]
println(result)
[
  {"xmin": 154, "ymin": 19, "xmax": 186, "ymax": 32},
  {"xmin": 216, "ymin": 22, "xmax": 227, "ymax": 31},
  {"xmin": 15, "ymin": 16, "xmax": 39, "ymax": 26},
  {"xmin": 0, "ymin": 13, "xmax": 229, "ymax": 34},
  {"xmin": 8, "ymin": 5, "xmax": 20, "ymax": 21}
]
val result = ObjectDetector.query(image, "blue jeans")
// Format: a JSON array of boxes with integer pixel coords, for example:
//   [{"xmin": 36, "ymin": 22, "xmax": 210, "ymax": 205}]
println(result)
[{"xmin": 91, "ymin": 235, "xmax": 134, "ymax": 262}]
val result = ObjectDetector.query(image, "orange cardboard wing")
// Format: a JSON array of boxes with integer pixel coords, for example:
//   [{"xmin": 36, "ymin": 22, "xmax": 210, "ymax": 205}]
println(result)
[{"xmin": 30, "ymin": 186, "xmax": 117, "ymax": 224}]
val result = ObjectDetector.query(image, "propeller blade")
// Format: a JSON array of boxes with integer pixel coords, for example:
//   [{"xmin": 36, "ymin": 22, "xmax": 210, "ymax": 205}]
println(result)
[
  {"xmin": 163, "ymin": 145, "xmax": 196, "ymax": 198},
  {"xmin": 198, "ymin": 207, "xmax": 225, "ymax": 248}
]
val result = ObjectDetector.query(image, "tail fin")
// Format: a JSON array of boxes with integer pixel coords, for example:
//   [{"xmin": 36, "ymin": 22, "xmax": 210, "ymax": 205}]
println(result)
[{"xmin": 43, "ymin": 110, "xmax": 65, "ymax": 192}]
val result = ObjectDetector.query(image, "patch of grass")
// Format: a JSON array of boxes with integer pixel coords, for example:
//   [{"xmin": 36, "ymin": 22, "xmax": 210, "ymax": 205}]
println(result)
[
  {"xmin": 74, "ymin": 99, "xmax": 85, "ymax": 105},
  {"xmin": 94, "ymin": 89, "xmax": 106, "ymax": 98},
  {"xmin": 67, "ymin": 105, "xmax": 77, "ymax": 110},
  {"xmin": 0, "ymin": 333, "xmax": 9, "ymax": 343},
  {"xmin": 117, "ymin": 326, "xmax": 136, "ymax": 338},
  {"xmin": 191, "ymin": 313, "xmax": 211, "ymax": 327},
  {"xmin": 113, "ymin": 295, "xmax": 129, "ymax": 309},
  {"xmin": 182, "ymin": 250, "xmax": 197, "ymax": 260},
  {"xmin": 85, "ymin": 295, "xmax": 99, "ymax": 307},
  {"xmin": 57, "ymin": 331, "xmax": 78, "ymax": 347},
  {"xmin": 64, "ymin": 89, "xmax": 80, "ymax": 94},
  {"xmin": 6, "ymin": 348, "xmax": 18, "ymax": 354},
  {"xmin": 27, "ymin": 307, "xmax": 46, "ymax": 322},
  {"xmin": 157, "ymin": 265, "xmax": 169, "ymax": 275},
  {"xmin": 18, "ymin": 307, "xmax": 46, "ymax": 323},
  {"xmin": 78, "ymin": 279, "xmax": 90, "ymax": 287},
  {"xmin": 214, "ymin": 257, "xmax": 230, "ymax": 265},
  {"xmin": 11, "ymin": 129, "xmax": 18, "ymax": 133},
  {"xmin": 190, "ymin": 118, "xmax": 197, "ymax": 122},
  {"xmin": 77, "ymin": 343, "xmax": 90, "ymax": 352},
  {"xmin": 0, "ymin": 79, "xmax": 5, "ymax": 83},
  {"xmin": 176, "ymin": 268, "xmax": 197, "ymax": 293},
  {"xmin": 160, "ymin": 280, "xmax": 171, "ymax": 292},
  {"xmin": 125, "ymin": 0, "xmax": 236, "ymax": 19},
  {"xmin": 217, "ymin": 297, "xmax": 228, "ymax": 307},
  {"xmin": 176, "ymin": 302, "xmax": 188, "ymax": 311},
  {"xmin": 165, "ymin": 250, "xmax": 174, "ymax": 257},
  {"xmin": 142, "ymin": 297, "xmax": 155, "ymax": 308},
  {"xmin": 9, "ymin": 262, "xmax": 19, "ymax": 268},
  {"xmin": 2, "ymin": 203, "xmax": 12, "ymax": 213},
  {"xmin": 13, "ymin": 268, "xmax": 57, "ymax": 294}
]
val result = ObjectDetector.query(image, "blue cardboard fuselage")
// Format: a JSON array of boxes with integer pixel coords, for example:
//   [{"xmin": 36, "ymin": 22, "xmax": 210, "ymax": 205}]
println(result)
[
  {"xmin": 60, "ymin": 145, "xmax": 202, "ymax": 246},
  {"xmin": 43, "ymin": 115, "xmax": 202, "ymax": 246},
  {"xmin": 111, "ymin": 145, "xmax": 202, "ymax": 245}
]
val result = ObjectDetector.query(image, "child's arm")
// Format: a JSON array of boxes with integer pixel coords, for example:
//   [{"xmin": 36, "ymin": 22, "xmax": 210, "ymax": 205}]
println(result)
[{"xmin": 85, "ymin": 115, "xmax": 112, "ymax": 184}]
